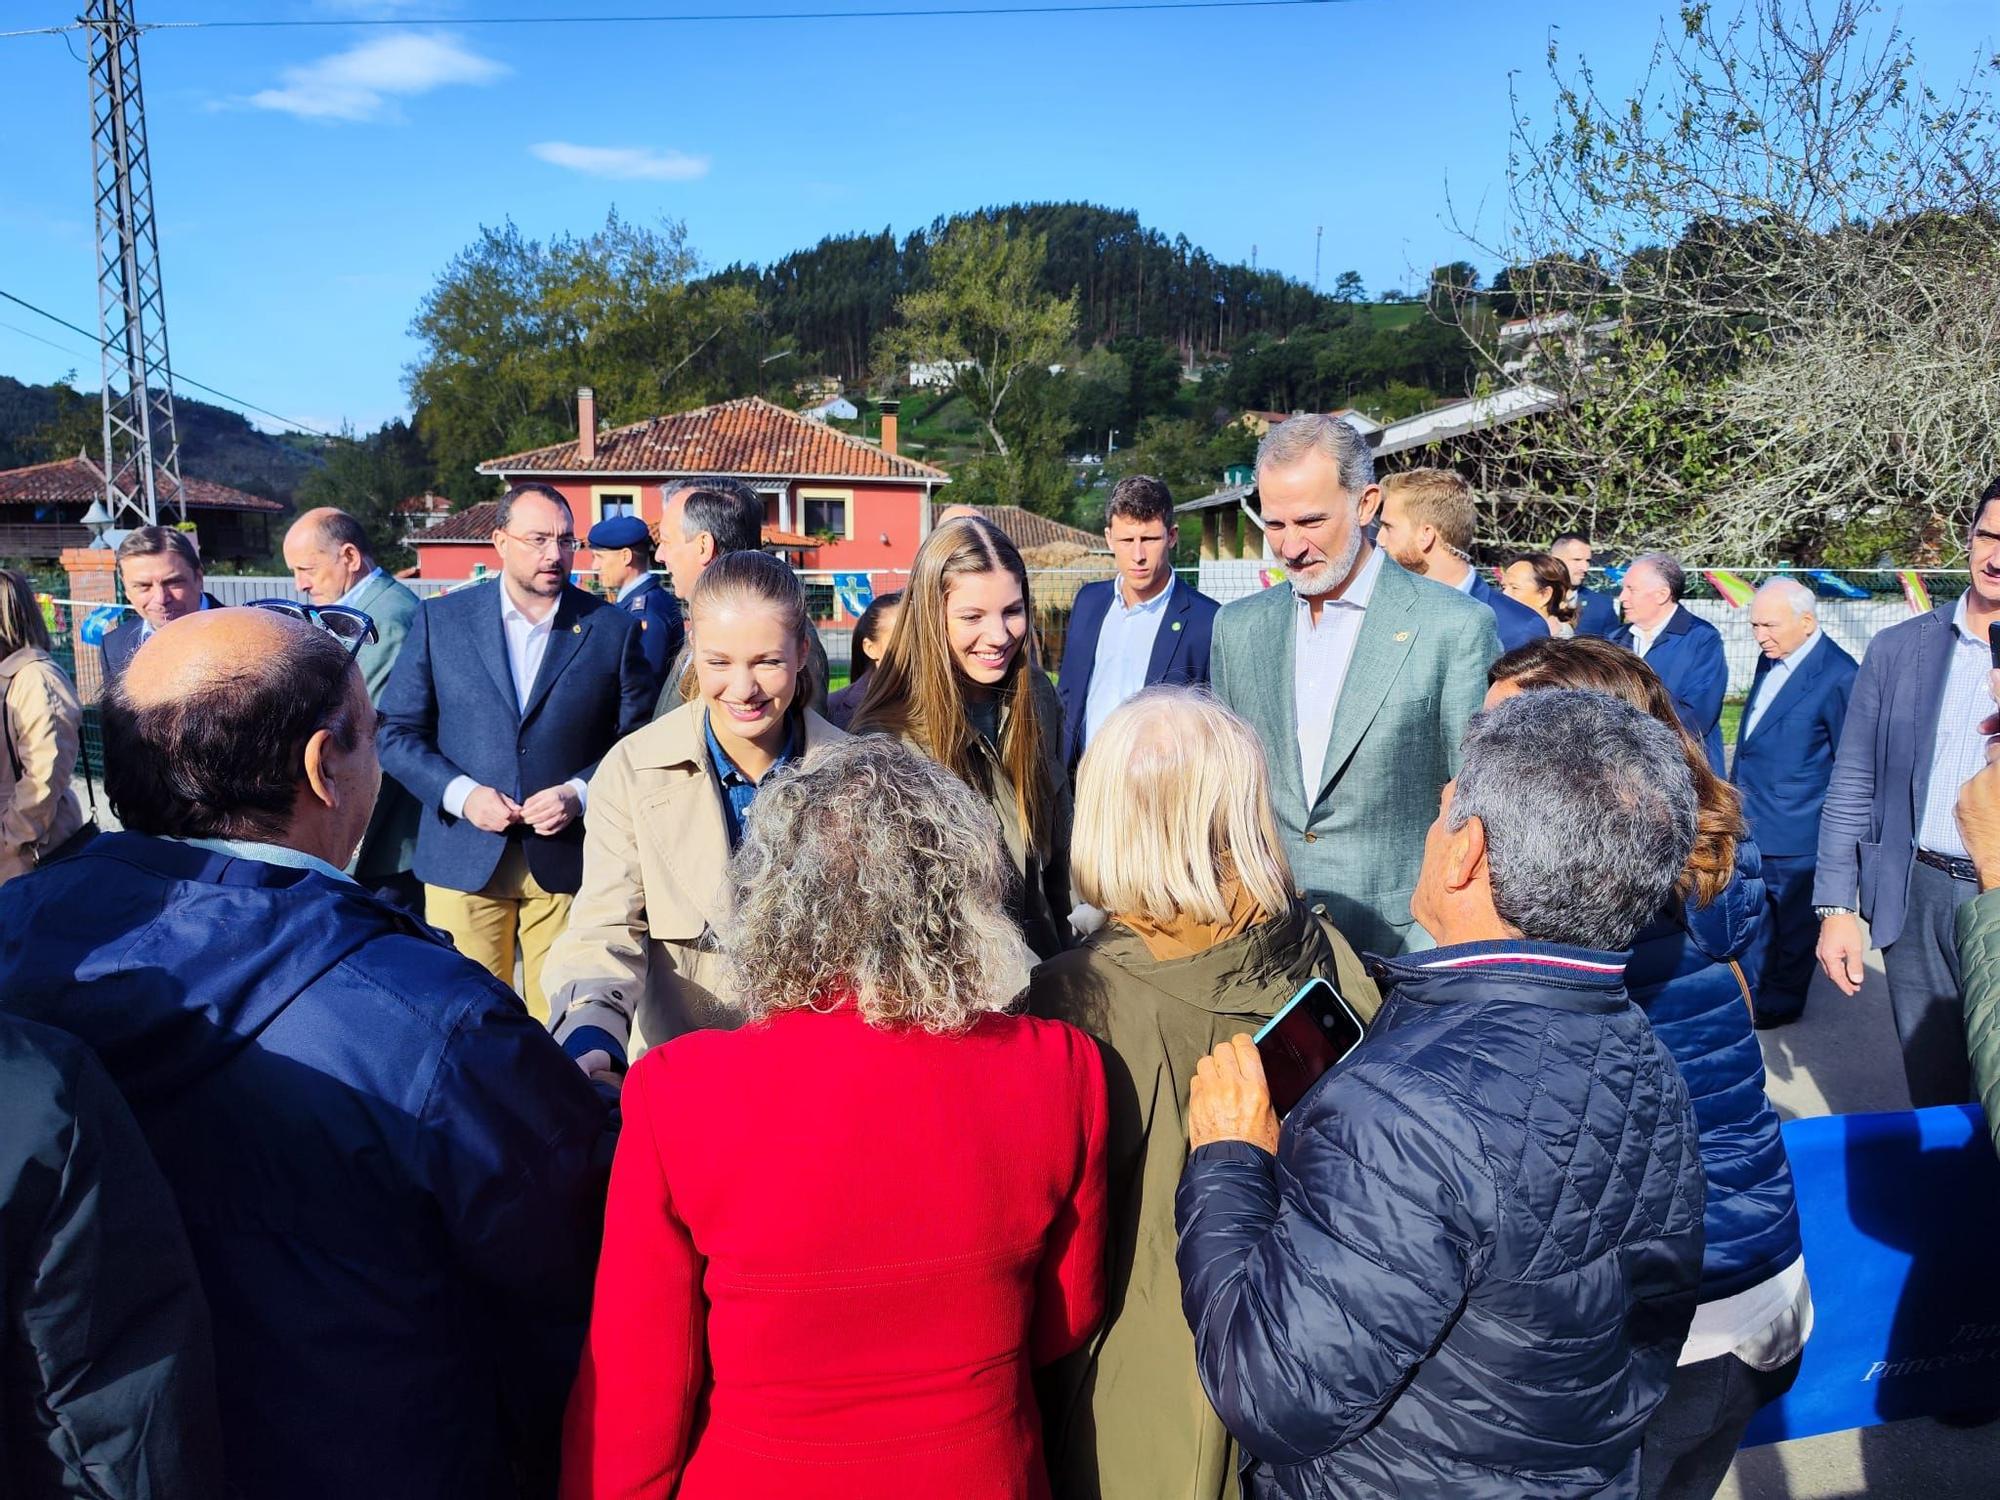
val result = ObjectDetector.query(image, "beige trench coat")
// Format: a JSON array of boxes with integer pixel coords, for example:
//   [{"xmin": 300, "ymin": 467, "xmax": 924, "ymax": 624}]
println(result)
[
  {"xmin": 0, "ymin": 648, "xmax": 85, "ymax": 886},
  {"xmin": 544, "ymin": 702, "xmax": 847, "ymax": 1059}
]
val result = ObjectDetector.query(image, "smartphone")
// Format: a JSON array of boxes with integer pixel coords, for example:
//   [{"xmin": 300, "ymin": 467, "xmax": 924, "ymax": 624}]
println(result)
[{"xmin": 1252, "ymin": 977, "xmax": 1367, "ymax": 1119}]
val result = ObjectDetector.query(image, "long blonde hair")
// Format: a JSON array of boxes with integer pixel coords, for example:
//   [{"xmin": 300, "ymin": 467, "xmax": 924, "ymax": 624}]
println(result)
[
  {"xmin": 852, "ymin": 517, "xmax": 1057, "ymax": 855},
  {"xmin": 1072, "ymin": 687, "xmax": 1293, "ymax": 924}
]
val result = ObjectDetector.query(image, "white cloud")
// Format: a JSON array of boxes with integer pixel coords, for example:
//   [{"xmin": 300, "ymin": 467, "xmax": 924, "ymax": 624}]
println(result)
[
  {"xmin": 529, "ymin": 142, "xmax": 711, "ymax": 183},
  {"xmin": 246, "ymin": 33, "xmax": 505, "ymax": 122}
]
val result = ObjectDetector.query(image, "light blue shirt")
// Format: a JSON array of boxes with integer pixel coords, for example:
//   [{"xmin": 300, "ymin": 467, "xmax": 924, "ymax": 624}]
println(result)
[
  {"xmin": 168, "ymin": 836, "xmax": 354, "ymax": 884},
  {"xmin": 334, "ymin": 567, "xmax": 386, "ymax": 609},
  {"xmin": 1916, "ymin": 594, "xmax": 1993, "ymax": 861},
  {"xmin": 1294, "ymin": 545, "xmax": 1386, "ymax": 792},
  {"xmin": 1741, "ymin": 626, "xmax": 1822, "ymax": 739},
  {"xmin": 1080, "ymin": 577, "xmax": 1177, "ymax": 748},
  {"xmin": 139, "ymin": 593, "xmax": 211, "ymax": 640}
]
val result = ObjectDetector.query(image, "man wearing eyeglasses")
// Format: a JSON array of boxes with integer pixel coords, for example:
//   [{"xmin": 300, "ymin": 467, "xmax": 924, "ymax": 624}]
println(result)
[{"xmin": 380, "ymin": 483, "xmax": 654, "ymax": 1018}]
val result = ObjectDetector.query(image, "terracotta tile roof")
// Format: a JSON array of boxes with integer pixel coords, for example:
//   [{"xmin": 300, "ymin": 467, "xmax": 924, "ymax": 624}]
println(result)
[
  {"xmin": 479, "ymin": 396, "xmax": 950, "ymax": 484},
  {"xmin": 0, "ymin": 454, "xmax": 286, "ymax": 513},
  {"xmin": 417, "ymin": 501, "xmax": 818, "ymax": 554},
  {"xmin": 935, "ymin": 504, "xmax": 1108, "ymax": 556}
]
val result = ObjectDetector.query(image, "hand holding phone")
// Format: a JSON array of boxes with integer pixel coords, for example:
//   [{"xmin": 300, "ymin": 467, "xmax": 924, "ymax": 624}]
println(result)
[{"xmin": 1253, "ymin": 977, "xmax": 1367, "ymax": 1119}]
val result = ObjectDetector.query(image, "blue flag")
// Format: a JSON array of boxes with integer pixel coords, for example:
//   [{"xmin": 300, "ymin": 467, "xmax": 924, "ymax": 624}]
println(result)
[
  {"xmin": 79, "ymin": 604, "xmax": 127, "ymax": 647},
  {"xmin": 834, "ymin": 572, "xmax": 875, "ymax": 617}
]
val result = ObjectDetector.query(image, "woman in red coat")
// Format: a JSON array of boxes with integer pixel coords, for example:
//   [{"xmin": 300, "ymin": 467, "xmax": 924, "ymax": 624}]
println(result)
[{"xmin": 561, "ymin": 734, "xmax": 1108, "ymax": 1500}]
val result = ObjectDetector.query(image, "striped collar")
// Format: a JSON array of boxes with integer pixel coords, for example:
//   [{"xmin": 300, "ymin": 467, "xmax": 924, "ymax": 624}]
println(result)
[{"xmin": 1374, "ymin": 938, "xmax": 1631, "ymax": 997}]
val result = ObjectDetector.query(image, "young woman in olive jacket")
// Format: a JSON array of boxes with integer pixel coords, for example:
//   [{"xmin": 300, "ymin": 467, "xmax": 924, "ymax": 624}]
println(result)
[{"xmin": 1026, "ymin": 687, "xmax": 1379, "ymax": 1500}]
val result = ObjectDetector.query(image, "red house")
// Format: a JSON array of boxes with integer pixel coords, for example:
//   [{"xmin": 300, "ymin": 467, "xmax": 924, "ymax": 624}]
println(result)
[{"xmin": 417, "ymin": 392, "xmax": 950, "ymax": 609}]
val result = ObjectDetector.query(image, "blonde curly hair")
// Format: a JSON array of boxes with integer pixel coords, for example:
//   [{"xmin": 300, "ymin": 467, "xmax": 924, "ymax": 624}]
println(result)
[{"xmin": 719, "ymin": 735, "xmax": 1026, "ymax": 1033}]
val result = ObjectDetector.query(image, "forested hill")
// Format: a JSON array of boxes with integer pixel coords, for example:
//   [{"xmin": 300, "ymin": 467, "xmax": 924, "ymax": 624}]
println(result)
[{"xmin": 703, "ymin": 202, "xmax": 1351, "ymax": 385}]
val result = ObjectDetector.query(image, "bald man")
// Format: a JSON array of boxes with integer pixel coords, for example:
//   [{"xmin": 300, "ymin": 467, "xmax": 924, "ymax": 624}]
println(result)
[
  {"xmin": 0, "ymin": 607, "xmax": 614, "ymax": 1500},
  {"xmin": 284, "ymin": 507, "xmax": 425, "ymax": 909},
  {"xmin": 1732, "ymin": 579, "xmax": 1859, "ymax": 1025}
]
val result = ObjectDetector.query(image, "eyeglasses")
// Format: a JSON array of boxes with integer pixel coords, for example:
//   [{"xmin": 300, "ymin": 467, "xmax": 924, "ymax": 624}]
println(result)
[
  {"xmin": 246, "ymin": 600, "xmax": 380, "ymax": 661},
  {"xmin": 499, "ymin": 529, "xmax": 580, "ymax": 555}
]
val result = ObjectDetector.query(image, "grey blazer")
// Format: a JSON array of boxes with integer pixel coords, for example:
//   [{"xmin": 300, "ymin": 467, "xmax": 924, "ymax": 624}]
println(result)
[{"xmin": 1212, "ymin": 556, "xmax": 1500, "ymax": 956}]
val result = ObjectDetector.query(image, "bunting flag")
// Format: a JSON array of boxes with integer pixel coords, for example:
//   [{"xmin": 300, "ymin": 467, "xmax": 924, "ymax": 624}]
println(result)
[
  {"xmin": 34, "ymin": 592, "xmax": 59, "ymax": 634},
  {"xmin": 78, "ymin": 604, "xmax": 126, "ymax": 647},
  {"xmin": 1899, "ymin": 570, "xmax": 1933, "ymax": 615},
  {"xmin": 1704, "ymin": 569, "xmax": 1757, "ymax": 608},
  {"xmin": 1807, "ymin": 570, "xmax": 1870, "ymax": 600},
  {"xmin": 1259, "ymin": 566, "xmax": 1289, "ymax": 589}
]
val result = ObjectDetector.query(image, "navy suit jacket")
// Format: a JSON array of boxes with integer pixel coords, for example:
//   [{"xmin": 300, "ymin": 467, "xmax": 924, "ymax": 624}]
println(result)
[
  {"xmin": 616, "ymin": 573, "xmax": 682, "ymax": 689},
  {"xmin": 1573, "ymin": 585, "xmax": 1621, "ymax": 639},
  {"xmin": 1730, "ymin": 634, "xmax": 1858, "ymax": 857},
  {"xmin": 1055, "ymin": 578, "xmax": 1218, "ymax": 766},
  {"xmin": 101, "ymin": 593, "xmax": 223, "ymax": 682},
  {"xmin": 1467, "ymin": 571, "xmax": 1550, "ymax": 654},
  {"xmin": 1615, "ymin": 606, "xmax": 1729, "ymax": 773},
  {"xmin": 1814, "ymin": 601, "xmax": 1963, "ymax": 949},
  {"xmin": 378, "ymin": 581, "xmax": 653, "ymax": 896}
]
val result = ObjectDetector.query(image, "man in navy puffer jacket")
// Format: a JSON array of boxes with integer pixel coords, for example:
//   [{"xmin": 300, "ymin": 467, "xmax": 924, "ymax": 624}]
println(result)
[{"xmin": 1177, "ymin": 689, "xmax": 1706, "ymax": 1499}]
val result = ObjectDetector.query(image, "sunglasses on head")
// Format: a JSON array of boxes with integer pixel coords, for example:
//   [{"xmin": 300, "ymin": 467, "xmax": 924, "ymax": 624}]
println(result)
[{"xmin": 246, "ymin": 599, "xmax": 379, "ymax": 660}]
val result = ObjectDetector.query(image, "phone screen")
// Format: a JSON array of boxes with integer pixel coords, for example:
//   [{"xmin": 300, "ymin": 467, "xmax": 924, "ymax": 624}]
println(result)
[{"xmin": 1252, "ymin": 977, "xmax": 1367, "ymax": 1119}]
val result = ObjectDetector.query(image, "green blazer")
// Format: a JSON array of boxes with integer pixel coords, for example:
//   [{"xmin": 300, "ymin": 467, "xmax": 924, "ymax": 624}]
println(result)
[
  {"xmin": 1211, "ymin": 555, "xmax": 1499, "ymax": 955},
  {"xmin": 346, "ymin": 571, "xmax": 423, "ymax": 883}
]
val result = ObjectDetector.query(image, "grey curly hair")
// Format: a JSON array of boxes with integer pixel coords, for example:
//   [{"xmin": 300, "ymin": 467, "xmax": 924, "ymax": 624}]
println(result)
[{"xmin": 719, "ymin": 735, "xmax": 1026, "ymax": 1033}]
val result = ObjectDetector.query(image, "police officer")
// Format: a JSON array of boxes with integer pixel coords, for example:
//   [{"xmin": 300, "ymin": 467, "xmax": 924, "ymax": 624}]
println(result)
[{"xmin": 587, "ymin": 514, "xmax": 683, "ymax": 692}]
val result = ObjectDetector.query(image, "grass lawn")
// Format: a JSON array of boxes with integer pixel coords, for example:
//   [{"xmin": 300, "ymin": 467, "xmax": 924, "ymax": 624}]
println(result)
[{"xmin": 1721, "ymin": 697, "xmax": 1744, "ymax": 747}]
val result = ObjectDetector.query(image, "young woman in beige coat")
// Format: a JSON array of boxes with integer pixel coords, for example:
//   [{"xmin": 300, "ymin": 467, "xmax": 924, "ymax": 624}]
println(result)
[
  {"xmin": 0, "ymin": 570, "xmax": 88, "ymax": 885},
  {"xmin": 544, "ymin": 551, "xmax": 845, "ymax": 1068}
]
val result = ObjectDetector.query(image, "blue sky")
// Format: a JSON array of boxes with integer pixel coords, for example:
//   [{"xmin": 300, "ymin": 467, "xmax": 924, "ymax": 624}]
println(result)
[{"xmin": 1, "ymin": 0, "xmax": 1993, "ymax": 436}]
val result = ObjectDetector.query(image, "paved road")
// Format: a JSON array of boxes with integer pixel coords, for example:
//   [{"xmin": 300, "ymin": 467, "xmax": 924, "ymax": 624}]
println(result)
[{"xmin": 1720, "ymin": 944, "xmax": 2000, "ymax": 1499}]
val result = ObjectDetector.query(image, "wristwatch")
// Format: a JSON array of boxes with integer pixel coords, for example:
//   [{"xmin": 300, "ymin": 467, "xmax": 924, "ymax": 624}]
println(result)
[{"xmin": 1814, "ymin": 906, "xmax": 1856, "ymax": 920}]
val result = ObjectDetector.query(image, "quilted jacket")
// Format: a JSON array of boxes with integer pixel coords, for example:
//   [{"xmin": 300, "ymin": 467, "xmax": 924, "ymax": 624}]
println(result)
[{"xmin": 1175, "ymin": 941, "xmax": 1706, "ymax": 1498}]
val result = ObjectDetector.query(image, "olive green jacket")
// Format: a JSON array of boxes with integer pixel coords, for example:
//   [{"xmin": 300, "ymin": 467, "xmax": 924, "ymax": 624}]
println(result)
[
  {"xmin": 1958, "ymin": 888, "xmax": 2000, "ymax": 1160},
  {"xmin": 1026, "ymin": 901, "xmax": 1379, "ymax": 1500}
]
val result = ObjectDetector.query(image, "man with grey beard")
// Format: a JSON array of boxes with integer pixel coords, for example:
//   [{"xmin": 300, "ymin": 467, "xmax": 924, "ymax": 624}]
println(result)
[{"xmin": 1210, "ymin": 415, "xmax": 1500, "ymax": 954}]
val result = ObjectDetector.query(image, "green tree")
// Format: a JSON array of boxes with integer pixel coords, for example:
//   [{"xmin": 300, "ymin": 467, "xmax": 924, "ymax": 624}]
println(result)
[
  {"xmin": 876, "ymin": 219, "xmax": 1078, "ymax": 457},
  {"xmin": 27, "ymin": 373, "xmax": 101, "ymax": 464},
  {"xmin": 292, "ymin": 419, "xmax": 436, "ymax": 572},
  {"xmin": 1332, "ymin": 270, "xmax": 1365, "ymax": 303}
]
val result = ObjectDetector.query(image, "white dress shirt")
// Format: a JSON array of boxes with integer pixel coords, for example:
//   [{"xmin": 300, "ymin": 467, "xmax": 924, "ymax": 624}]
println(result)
[
  {"xmin": 1741, "ymin": 627, "xmax": 1822, "ymax": 740},
  {"xmin": 441, "ymin": 580, "xmax": 588, "ymax": 819},
  {"xmin": 1915, "ymin": 593, "xmax": 1993, "ymax": 860},
  {"xmin": 1080, "ymin": 577, "xmax": 1177, "ymax": 748},
  {"xmin": 1628, "ymin": 604, "xmax": 1680, "ymax": 660},
  {"xmin": 1294, "ymin": 546, "xmax": 1385, "ymax": 792}
]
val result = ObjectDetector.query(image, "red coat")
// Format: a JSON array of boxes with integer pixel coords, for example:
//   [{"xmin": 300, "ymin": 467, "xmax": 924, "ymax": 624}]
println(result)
[{"xmin": 560, "ymin": 1003, "xmax": 1109, "ymax": 1499}]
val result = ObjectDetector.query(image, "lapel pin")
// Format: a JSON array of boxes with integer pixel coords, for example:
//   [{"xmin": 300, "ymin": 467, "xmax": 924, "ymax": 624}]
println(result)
[
  {"xmin": 1394, "ymin": 630, "xmax": 1410, "ymax": 642},
  {"xmin": 571, "ymin": 623, "xmax": 583, "ymax": 634},
  {"xmin": 1172, "ymin": 620, "xmax": 1183, "ymax": 632}
]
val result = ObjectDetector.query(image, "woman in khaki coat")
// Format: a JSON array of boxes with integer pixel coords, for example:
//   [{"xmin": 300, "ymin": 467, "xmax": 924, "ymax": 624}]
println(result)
[
  {"xmin": 545, "ymin": 551, "xmax": 845, "ymax": 1065},
  {"xmin": 0, "ymin": 570, "xmax": 87, "ymax": 885},
  {"xmin": 1028, "ymin": 687, "xmax": 1379, "ymax": 1500},
  {"xmin": 852, "ymin": 516, "xmax": 1072, "ymax": 960}
]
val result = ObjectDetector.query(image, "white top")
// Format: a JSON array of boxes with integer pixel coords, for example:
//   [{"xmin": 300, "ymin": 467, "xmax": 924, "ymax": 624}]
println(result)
[
  {"xmin": 1081, "ymin": 577, "xmax": 1176, "ymax": 748},
  {"xmin": 1679, "ymin": 1255, "xmax": 1813, "ymax": 1369},
  {"xmin": 1293, "ymin": 546, "xmax": 1385, "ymax": 793},
  {"xmin": 441, "ymin": 579, "xmax": 589, "ymax": 820},
  {"xmin": 1741, "ymin": 626, "xmax": 1823, "ymax": 740},
  {"xmin": 1915, "ymin": 592, "xmax": 1993, "ymax": 860},
  {"xmin": 1627, "ymin": 603, "xmax": 1680, "ymax": 660}
]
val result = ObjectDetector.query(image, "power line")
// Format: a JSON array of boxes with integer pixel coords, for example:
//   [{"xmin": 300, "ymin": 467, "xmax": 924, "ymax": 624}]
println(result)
[
  {"xmin": 3, "ymin": 0, "xmax": 1354, "ymax": 38},
  {"xmin": 0, "ymin": 287, "xmax": 337, "ymax": 437}
]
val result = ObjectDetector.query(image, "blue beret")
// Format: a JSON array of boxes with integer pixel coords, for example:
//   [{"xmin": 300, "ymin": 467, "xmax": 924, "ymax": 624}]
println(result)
[{"xmin": 587, "ymin": 515, "xmax": 652, "ymax": 550}]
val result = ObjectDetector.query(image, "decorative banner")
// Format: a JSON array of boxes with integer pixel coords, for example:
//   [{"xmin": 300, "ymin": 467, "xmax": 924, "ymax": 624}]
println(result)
[
  {"xmin": 78, "ymin": 604, "xmax": 127, "ymax": 647},
  {"xmin": 833, "ymin": 572, "xmax": 875, "ymax": 617},
  {"xmin": 1704, "ymin": 569, "xmax": 1757, "ymax": 608},
  {"xmin": 1259, "ymin": 566, "xmax": 1289, "ymax": 589},
  {"xmin": 1899, "ymin": 570, "xmax": 1933, "ymax": 615},
  {"xmin": 35, "ymin": 592, "xmax": 58, "ymax": 634},
  {"xmin": 1601, "ymin": 563, "xmax": 1628, "ymax": 587},
  {"xmin": 1807, "ymin": 570, "xmax": 1870, "ymax": 600}
]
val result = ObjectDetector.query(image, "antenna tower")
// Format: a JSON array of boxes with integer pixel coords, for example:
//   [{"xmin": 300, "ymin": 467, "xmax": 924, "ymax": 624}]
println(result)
[
  {"xmin": 86, "ymin": 0, "xmax": 183, "ymax": 529},
  {"xmin": 1314, "ymin": 226, "xmax": 1323, "ymax": 290}
]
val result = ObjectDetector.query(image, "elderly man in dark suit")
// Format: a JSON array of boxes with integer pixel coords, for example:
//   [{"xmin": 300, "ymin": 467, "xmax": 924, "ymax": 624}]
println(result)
[
  {"xmin": 1730, "ymin": 577, "xmax": 1857, "ymax": 1027},
  {"xmin": 1615, "ymin": 553, "xmax": 1729, "ymax": 773},
  {"xmin": 1818, "ymin": 481, "xmax": 2000, "ymax": 1106},
  {"xmin": 100, "ymin": 526, "xmax": 220, "ymax": 682},
  {"xmin": 1055, "ymin": 474, "xmax": 1218, "ymax": 768},
  {"xmin": 1552, "ymin": 532, "xmax": 1621, "ymax": 638},
  {"xmin": 380, "ymin": 483, "xmax": 653, "ymax": 1019}
]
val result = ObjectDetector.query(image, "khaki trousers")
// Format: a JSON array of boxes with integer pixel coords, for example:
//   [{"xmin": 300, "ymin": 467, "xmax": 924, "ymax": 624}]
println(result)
[{"xmin": 426, "ymin": 841, "xmax": 572, "ymax": 1022}]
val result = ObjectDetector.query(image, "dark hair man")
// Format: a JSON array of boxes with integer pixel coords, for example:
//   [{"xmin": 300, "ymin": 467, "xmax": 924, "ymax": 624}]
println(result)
[
  {"xmin": 1177, "ymin": 688, "xmax": 1705, "ymax": 1497},
  {"xmin": 379, "ymin": 483, "xmax": 655, "ymax": 1018},
  {"xmin": 1054, "ymin": 474, "xmax": 1219, "ymax": 767},
  {"xmin": 0, "ymin": 606, "xmax": 614, "ymax": 1500},
  {"xmin": 1375, "ymin": 468, "xmax": 1547, "ymax": 652},
  {"xmin": 283, "ymin": 506, "xmax": 426, "ymax": 910},
  {"xmin": 1614, "ymin": 553, "xmax": 1729, "ymax": 772},
  {"xmin": 100, "ymin": 525, "xmax": 216, "ymax": 682},
  {"xmin": 1551, "ymin": 531, "xmax": 1621, "ymax": 637},
  {"xmin": 1818, "ymin": 478, "xmax": 2000, "ymax": 1106},
  {"xmin": 586, "ymin": 512, "xmax": 683, "ymax": 683}
]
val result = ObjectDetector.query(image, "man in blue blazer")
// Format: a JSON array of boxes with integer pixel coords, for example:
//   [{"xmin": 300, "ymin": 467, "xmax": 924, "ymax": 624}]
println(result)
[
  {"xmin": 1552, "ymin": 532, "xmax": 1622, "ymax": 638},
  {"xmin": 380, "ymin": 484, "xmax": 654, "ymax": 1019},
  {"xmin": 1376, "ymin": 468, "xmax": 1547, "ymax": 653},
  {"xmin": 1614, "ymin": 554, "xmax": 1729, "ymax": 773},
  {"xmin": 100, "ymin": 526, "xmax": 220, "ymax": 683},
  {"xmin": 1730, "ymin": 578, "xmax": 1858, "ymax": 1026},
  {"xmin": 1055, "ymin": 475, "xmax": 1218, "ymax": 767},
  {"xmin": 1817, "ymin": 483, "xmax": 2000, "ymax": 1107}
]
